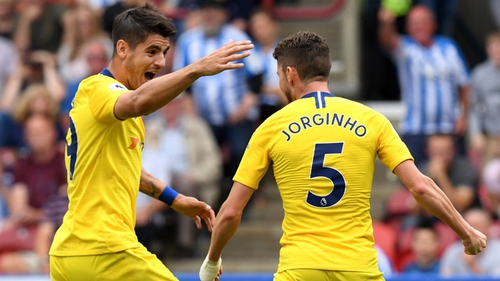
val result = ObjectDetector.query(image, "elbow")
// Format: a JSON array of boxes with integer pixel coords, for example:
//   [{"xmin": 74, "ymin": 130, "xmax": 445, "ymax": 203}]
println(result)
[
  {"xmin": 127, "ymin": 94, "xmax": 152, "ymax": 117},
  {"xmin": 409, "ymin": 175, "xmax": 433, "ymax": 198},
  {"xmin": 219, "ymin": 205, "xmax": 243, "ymax": 224}
]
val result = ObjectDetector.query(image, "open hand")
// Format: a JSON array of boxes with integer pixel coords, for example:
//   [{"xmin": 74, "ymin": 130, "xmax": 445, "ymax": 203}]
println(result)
[
  {"xmin": 195, "ymin": 40, "xmax": 254, "ymax": 76},
  {"xmin": 170, "ymin": 195, "xmax": 215, "ymax": 231}
]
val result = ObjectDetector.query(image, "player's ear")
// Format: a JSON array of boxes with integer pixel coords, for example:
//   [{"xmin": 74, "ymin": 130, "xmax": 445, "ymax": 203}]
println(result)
[
  {"xmin": 286, "ymin": 66, "xmax": 297, "ymax": 83},
  {"xmin": 115, "ymin": 39, "xmax": 129, "ymax": 59}
]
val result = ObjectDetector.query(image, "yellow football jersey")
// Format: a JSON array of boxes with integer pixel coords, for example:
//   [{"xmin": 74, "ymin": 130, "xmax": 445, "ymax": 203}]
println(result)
[
  {"xmin": 234, "ymin": 91, "xmax": 412, "ymax": 273},
  {"xmin": 50, "ymin": 68, "xmax": 145, "ymax": 256}
]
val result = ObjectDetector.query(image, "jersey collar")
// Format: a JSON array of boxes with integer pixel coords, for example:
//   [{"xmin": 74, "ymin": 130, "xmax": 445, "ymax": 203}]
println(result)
[
  {"xmin": 100, "ymin": 67, "xmax": 115, "ymax": 79},
  {"xmin": 301, "ymin": 91, "xmax": 335, "ymax": 99}
]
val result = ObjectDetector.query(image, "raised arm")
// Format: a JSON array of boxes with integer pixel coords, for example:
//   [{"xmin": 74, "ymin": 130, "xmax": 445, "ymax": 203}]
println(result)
[
  {"xmin": 378, "ymin": 8, "xmax": 400, "ymax": 51},
  {"xmin": 139, "ymin": 168, "xmax": 215, "ymax": 231},
  {"xmin": 393, "ymin": 160, "xmax": 486, "ymax": 254},
  {"xmin": 455, "ymin": 85, "xmax": 470, "ymax": 135},
  {"xmin": 114, "ymin": 40, "xmax": 253, "ymax": 120}
]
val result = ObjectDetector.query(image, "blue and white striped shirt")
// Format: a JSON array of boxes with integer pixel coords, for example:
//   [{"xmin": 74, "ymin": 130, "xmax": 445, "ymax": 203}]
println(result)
[
  {"xmin": 173, "ymin": 25, "xmax": 263, "ymax": 125},
  {"xmin": 255, "ymin": 41, "xmax": 281, "ymax": 106},
  {"xmin": 391, "ymin": 35, "xmax": 469, "ymax": 135}
]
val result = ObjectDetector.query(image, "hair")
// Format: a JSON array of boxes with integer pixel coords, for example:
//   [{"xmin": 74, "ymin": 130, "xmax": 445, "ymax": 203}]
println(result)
[
  {"xmin": 13, "ymin": 84, "xmax": 59, "ymax": 124},
  {"xmin": 250, "ymin": 7, "xmax": 278, "ymax": 23},
  {"xmin": 111, "ymin": 2, "xmax": 176, "ymax": 55},
  {"xmin": 413, "ymin": 218, "xmax": 439, "ymax": 240},
  {"xmin": 487, "ymin": 31, "xmax": 500, "ymax": 45},
  {"xmin": 273, "ymin": 31, "xmax": 331, "ymax": 83}
]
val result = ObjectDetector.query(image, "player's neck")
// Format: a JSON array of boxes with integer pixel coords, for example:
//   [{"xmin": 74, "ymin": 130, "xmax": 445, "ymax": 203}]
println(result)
[
  {"xmin": 107, "ymin": 61, "xmax": 129, "ymax": 89},
  {"xmin": 296, "ymin": 81, "xmax": 330, "ymax": 99}
]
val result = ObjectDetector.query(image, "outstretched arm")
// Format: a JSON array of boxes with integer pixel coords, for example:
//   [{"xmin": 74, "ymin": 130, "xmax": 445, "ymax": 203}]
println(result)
[
  {"xmin": 139, "ymin": 168, "xmax": 215, "ymax": 231},
  {"xmin": 393, "ymin": 160, "xmax": 486, "ymax": 255},
  {"xmin": 114, "ymin": 40, "xmax": 254, "ymax": 120}
]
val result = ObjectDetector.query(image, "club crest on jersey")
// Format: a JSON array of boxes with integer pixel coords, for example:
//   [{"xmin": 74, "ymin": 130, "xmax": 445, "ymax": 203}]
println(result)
[{"xmin": 109, "ymin": 83, "xmax": 127, "ymax": 91}]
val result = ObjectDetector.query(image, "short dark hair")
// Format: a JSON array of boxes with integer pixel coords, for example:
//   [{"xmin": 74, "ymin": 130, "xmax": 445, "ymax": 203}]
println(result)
[
  {"xmin": 112, "ymin": 3, "xmax": 176, "ymax": 55},
  {"xmin": 273, "ymin": 31, "xmax": 331, "ymax": 83}
]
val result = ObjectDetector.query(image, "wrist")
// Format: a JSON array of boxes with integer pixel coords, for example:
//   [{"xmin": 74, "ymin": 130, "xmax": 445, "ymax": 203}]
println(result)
[{"xmin": 158, "ymin": 186, "xmax": 179, "ymax": 206}]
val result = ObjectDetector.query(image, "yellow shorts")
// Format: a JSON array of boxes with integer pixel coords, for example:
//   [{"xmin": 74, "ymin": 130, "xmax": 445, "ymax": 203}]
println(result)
[
  {"xmin": 274, "ymin": 269, "xmax": 384, "ymax": 281},
  {"xmin": 50, "ymin": 246, "xmax": 178, "ymax": 281}
]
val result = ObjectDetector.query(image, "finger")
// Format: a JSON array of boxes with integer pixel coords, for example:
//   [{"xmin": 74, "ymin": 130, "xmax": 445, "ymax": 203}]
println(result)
[
  {"xmin": 202, "ymin": 213, "xmax": 213, "ymax": 232},
  {"xmin": 225, "ymin": 51, "xmax": 251, "ymax": 62},
  {"xmin": 225, "ymin": 44, "xmax": 254, "ymax": 56},
  {"xmin": 194, "ymin": 215, "xmax": 202, "ymax": 229}
]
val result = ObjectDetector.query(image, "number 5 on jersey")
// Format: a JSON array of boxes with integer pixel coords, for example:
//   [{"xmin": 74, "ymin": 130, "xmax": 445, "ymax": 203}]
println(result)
[{"xmin": 306, "ymin": 142, "xmax": 346, "ymax": 208}]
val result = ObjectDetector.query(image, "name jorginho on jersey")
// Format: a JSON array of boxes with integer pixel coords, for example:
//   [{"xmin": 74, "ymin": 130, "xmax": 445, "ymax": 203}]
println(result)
[{"xmin": 281, "ymin": 113, "xmax": 367, "ymax": 142}]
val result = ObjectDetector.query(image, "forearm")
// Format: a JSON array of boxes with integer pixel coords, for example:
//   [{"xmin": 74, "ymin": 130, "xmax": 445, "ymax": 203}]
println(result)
[
  {"xmin": 0, "ymin": 75, "xmax": 23, "ymax": 111},
  {"xmin": 395, "ymin": 161, "xmax": 473, "ymax": 239},
  {"xmin": 139, "ymin": 168, "xmax": 168, "ymax": 199},
  {"xmin": 127, "ymin": 64, "xmax": 201, "ymax": 117},
  {"xmin": 433, "ymin": 174, "xmax": 461, "ymax": 211},
  {"xmin": 411, "ymin": 176, "xmax": 472, "ymax": 239},
  {"xmin": 139, "ymin": 168, "xmax": 183, "ymax": 207},
  {"xmin": 43, "ymin": 66, "xmax": 66, "ymax": 103},
  {"xmin": 208, "ymin": 203, "xmax": 242, "ymax": 261},
  {"xmin": 34, "ymin": 222, "xmax": 54, "ymax": 262},
  {"xmin": 14, "ymin": 17, "xmax": 32, "ymax": 52},
  {"xmin": 459, "ymin": 86, "xmax": 470, "ymax": 118},
  {"xmin": 378, "ymin": 21, "xmax": 399, "ymax": 50}
]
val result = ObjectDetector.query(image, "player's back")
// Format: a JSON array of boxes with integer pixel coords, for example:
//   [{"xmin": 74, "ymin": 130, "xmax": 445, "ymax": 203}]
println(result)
[{"xmin": 258, "ymin": 92, "xmax": 410, "ymax": 273}]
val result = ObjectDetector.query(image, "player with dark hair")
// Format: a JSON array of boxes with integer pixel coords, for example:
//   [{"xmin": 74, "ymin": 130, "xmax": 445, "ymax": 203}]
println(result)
[
  {"xmin": 199, "ymin": 31, "xmax": 486, "ymax": 281},
  {"xmin": 49, "ymin": 3, "xmax": 253, "ymax": 280}
]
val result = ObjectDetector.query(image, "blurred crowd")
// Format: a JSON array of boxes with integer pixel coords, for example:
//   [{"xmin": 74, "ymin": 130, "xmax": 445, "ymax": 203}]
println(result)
[{"xmin": 0, "ymin": 0, "xmax": 499, "ymax": 278}]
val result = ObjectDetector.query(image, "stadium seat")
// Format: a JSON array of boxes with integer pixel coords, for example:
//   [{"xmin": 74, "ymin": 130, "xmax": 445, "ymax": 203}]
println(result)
[{"xmin": 372, "ymin": 221, "xmax": 397, "ymax": 265}]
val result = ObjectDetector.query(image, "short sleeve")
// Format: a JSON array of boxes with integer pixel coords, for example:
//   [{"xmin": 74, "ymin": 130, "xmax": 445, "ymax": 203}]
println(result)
[
  {"xmin": 375, "ymin": 113, "xmax": 414, "ymax": 171},
  {"xmin": 85, "ymin": 78, "xmax": 129, "ymax": 123},
  {"xmin": 232, "ymin": 124, "xmax": 272, "ymax": 189}
]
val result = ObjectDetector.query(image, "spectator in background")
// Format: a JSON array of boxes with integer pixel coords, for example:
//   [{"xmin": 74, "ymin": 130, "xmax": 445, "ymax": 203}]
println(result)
[
  {"xmin": 58, "ymin": 4, "xmax": 113, "ymax": 84},
  {"xmin": 403, "ymin": 221, "xmax": 441, "ymax": 273},
  {"xmin": 441, "ymin": 208, "xmax": 500, "ymax": 276},
  {"xmin": 227, "ymin": 0, "xmax": 260, "ymax": 31},
  {"xmin": 483, "ymin": 158, "xmax": 500, "ymax": 218},
  {"xmin": 469, "ymin": 31, "xmax": 500, "ymax": 167},
  {"xmin": 86, "ymin": 0, "xmax": 120, "ymax": 13},
  {"xmin": 136, "ymin": 118, "xmax": 170, "ymax": 257},
  {"xmin": 0, "ymin": 0, "xmax": 15, "ymax": 39},
  {"xmin": 0, "ymin": 35, "xmax": 18, "ymax": 92},
  {"xmin": 420, "ymin": 134, "xmax": 481, "ymax": 214},
  {"xmin": 414, "ymin": 0, "xmax": 458, "ymax": 36},
  {"xmin": 248, "ymin": 8, "xmax": 286, "ymax": 122},
  {"xmin": 0, "ymin": 114, "xmax": 66, "ymax": 273},
  {"xmin": 1, "ymin": 84, "xmax": 63, "ymax": 151},
  {"xmin": 378, "ymin": 5, "xmax": 470, "ymax": 166},
  {"xmin": 0, "ymin": 50, "xmax": 65, "ymax": 113},
  {"xmin": 0, "ymin": 183, "xmax": 68, "ymax": 274},
  {"xmin": 59, "ymin": 39, "xmax": 111, "ymax": 129},
  {"xmin": 140, "ymin": 95, "xmax": 222, "ymax": 257},
  {"xmin": 173, "ymin": 0, "xmax": 262, "ymax": 215},
  {"xmin": 13, "ymin": 0, "xmax": 66, "ymax": 53},
  {"xmin": 0, "ymin": 157, "xmax": 9, "ymax": 232}
]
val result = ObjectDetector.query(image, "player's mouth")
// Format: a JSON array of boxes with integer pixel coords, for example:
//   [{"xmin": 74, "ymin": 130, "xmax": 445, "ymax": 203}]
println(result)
[{"xmin": 144, "ymin": 71, "xmax": 156, "ymax": 81}]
